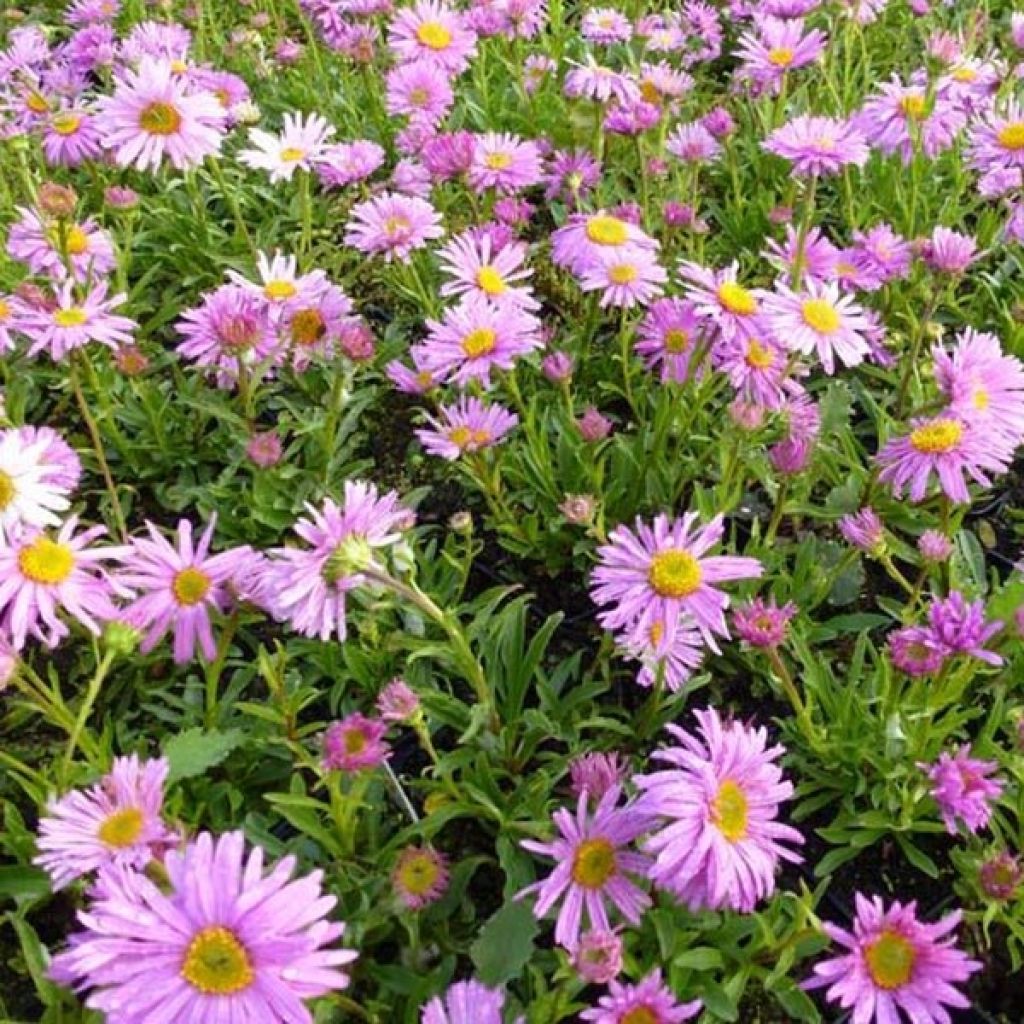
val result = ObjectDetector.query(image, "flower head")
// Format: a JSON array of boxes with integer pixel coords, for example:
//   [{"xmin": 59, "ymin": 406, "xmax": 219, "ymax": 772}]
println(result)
[
  {"xmin": 389, "ymin": 0, "xmax": 478, "ymax": 75},
  {"xmin": 345, "ymin": 192, "xmax": 444, "ymax": 263},
  {"xmin": 580, "ymin": 969, "xmax": 702, "ymax": 1023},
  {"xmin": 238, "ymin": 111, "xmax": 334, "ymax": 182},
  {"xmin": 416, "ymin": 396, "xmax": 518, "ymax": 459},
  {"xmin": 324, "ymin": 713, "xmax": 390, "ymax": 772},
  {"xmin": 926, "ymin": 591, "xmax": 1003, "ymax": 665},
  {"xmin": 923, "ymin": 746, "xmax": 1003, "ymax": 835},
  {"xmin": 764, "ymin": 114, "xmax": 869, "ymax": 176},
  {"xmin": 421, "ymin": 980, "xmax": 506, "ymax": 1024},
  {"xmin": 393, "ymin": 846, "xmax": 449, "ymax": 909},
  {"xmin": 732, "ymin": 597, "xmax": 797, "ymax": 648},
  {"xmin": 572, "ymin": 929, "xmax": 624, "ymax": 984},
  {"xmin": 17, "ymin": 281, "xmax": 135, "ymax": 360},
  {"xmin": 569, "ymin": 752, "xmax": 629, "ymax": 802}
]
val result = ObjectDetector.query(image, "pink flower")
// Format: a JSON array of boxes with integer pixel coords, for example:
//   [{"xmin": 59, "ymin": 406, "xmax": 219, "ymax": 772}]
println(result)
[
  {"xmin": 678, "ymin": 260, "xmax": 761, "ymax": 341},
  {"xmin": 323, "ymin": 713, "xmax": 390, "ymax": 772},
  {"xmin": 734, "ymin": 16, "xmax": 826, "ymax": 95},
  {"xmin": 577, "ymin": 406, "xmax": 612, "ymax": 441},
  {"xmin": 245, "ymin": 431, "xmax": 283, "ymax": 468},
  {"xmin": 917, "ymin": 530, "xmax": 953, "ymax": 562},
  {"xmin": 42, "ymin": 107, "xmax": 103, "ymax": 166},
  {"xmin": 968, "ymin": 100, "xmax": 1024, "ymax": 177},
  {"xmin": 437, "ymin": 230, "xmax": 537, "ymax": 309},
  {"xmin": 344, "ymin": 192, "xmax": 444, "ymax": 263},
  {"xmin": 469, "ymin": 132, "xmax": 544, "ymax": 192},
  {"xmin": 317, "ymin": 140, "xmax": 386, "ymax": 189},
  {"xmin": 580, "ymin": 969, "xmax": 701, "ymax": 1023},
  {"xmin": 421, "ymin": 980, "xmax": 506, "ymax": 1024},
  {"xmin": 635, "ymin": 298, "xmax": 706, "ymax": 384},
  {"xmin": 569, "ymin": 752, "xmax": 629, "ymax": 802},
  {"xmin": 733, "ymin": 597, "xmax": 796, "ymax": 648},
  {"xmin": 16, "ymin": 281, "xmax": 135, "ymax": 361},
  {"xmin": 376, "ymin": 678, "xmax": 420, "ymax": 721},
  {"xmin": 388, "ymin": 0, "xmax": 478, "ymax": 75},
  {"xmin": 385, "ymin": 59, "xmax": 454, "ymax": 124},
  {"xmin": 572, "ymin": 930, "xmax": 624, "ymax": 984},
  {"xmin": 238, "ymin": 111, "xmax": 334, "ymax": 183},
  {"xmin": 578, "ymin": 246, "xmax": 667, "ymax": 308},
  {"xmin": 923, "ymin": 746, "xmax": 1003, "ymax": 835},
  {"xmin": 392, "ymin": 846, "xmax": 449, "ymax": 909},
  {"xmin": 922, "ymin": 226, "xmax": 978, "ymax": 274},
  {"xmin": 839, "ymin": 507, "xmax": 885, "ymax": 553},
  {"xmin": 764, "ymin": 114, "xmax": 869, "ymax": 176},
  {"xmin": 6, "ymin": 206, "xmax": 116, "ymax": 282},
  {"xmin": 889, "ymin": 625, "xmax": 946, "ymax": 677},
  {"xmin": 551, "ymin": 211, "xmax": 658, "ymax": 277},
  {"xmin": 415, "ymin": 396, "xmax": 518, "ymax": 459}
]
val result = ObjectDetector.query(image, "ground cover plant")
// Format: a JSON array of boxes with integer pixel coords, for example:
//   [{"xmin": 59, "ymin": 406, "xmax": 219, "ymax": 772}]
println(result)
[{"xmin": 1, "ymin": 0, "xmax": 1024, "ymax": 1021}]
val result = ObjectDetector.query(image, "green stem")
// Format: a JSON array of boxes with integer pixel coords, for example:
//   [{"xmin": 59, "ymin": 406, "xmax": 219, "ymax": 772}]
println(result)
[
  {"xmin": 63, "ymin": 647, "xmax": 115, "ymax": 773},
  {"xmin": 209, "ymin": 156, "xmax": 257, "ymax": 259},
  {"xmin": 765, "ymin": 479, "xmax": 790, "ymax": 545},
  {"xmin": 766, "ymin": 647, "xmax": 820, "ymax": 749},
  {"xmin": 204, "ymin": 610, "xmax": 240, "ymax": 729}
]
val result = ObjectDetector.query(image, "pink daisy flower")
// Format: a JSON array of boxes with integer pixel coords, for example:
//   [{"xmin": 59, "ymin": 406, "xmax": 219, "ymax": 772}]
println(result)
[
  {"xmin": 0, "ymin": 429, "xmax": 73, "ymax": 533},
  {"xmin": 238, "ymin": 111, "xmax": 334, "ymax": 183},
  {"xmin": 847, "ymin": 222, "xmax": 913, "ymax": 288},
  {"xmin": 34, "ymin": 755, "xmax": 175, "ymax": 889},
  {"xmin": 388, "ymin": 0, "xmax": 478, "ymax": 75},
  {"xmin": 50, "ymin": 831, "xmax": 357, "ymax": 1022},
  {"xmin": 889, "ymin": 625, "xmax": 946, "ymax": 677},
  {"xmin": 6, "ymin": 207, "xmax": 116, "ymax": 282},
  {"xmin": 876, "ymin": 415, "xmax": 1010, "ymax": 503},
  {"xmin": 422, "ymin": 980, "xmax": 506, "ymax": 1024},
  {"xmin": 764, "ymin": 114, "xmax": 869, "ymax": 176},
  {"xmin": 591, "ymin": 513, "xmax": 763, "ymax": 650},
  {"xmin": 468, "ymin": 132, "xmax": 544, "ymax": 193},
  {"xmin": 570, "ymin": 753, "xmax": 629, "ymax": 802},
  {"xmin": 580, "ymin": 970, "xmax": 702, "ymax": 1023},
  {"xmin": 416, "ymin": 295, "xmax": 542, "ymax": 387},
  {"xmin": 761, "ymin": 279, "xmax": 873, "ymax": 374},
  {"xmin": 228, "ymin": 250, "xmax": 327, "ymax": 312},
  {"xmin": 17, "ymin": 281, "xmax": 135, "ymax": 361},
  {"xmin": 564, "ymin": 58, "xmax": 642, "ymax": 105},
  {"xmin": 386, "ymin": 350, "xmax": 443, "ymax": 395},
  {"xmin": 95, "ymin": 59, "xmax": 225, "ymax": 172},
  {"xmin": 316, "ymin": 139, "xmax": 386, "ymax": 189},
  {"xmin": 664, "ymin": 120, "xmax": 721, "ymax": 164},
  {"xmin": 922, "ymin": 746, "xmax": 1003, "ymax": 835},
  {"xmin": 323, "ymin": 712, "xmax": 390, "ymax": 772},
  {"xmin": 635, "ymin": 708, "xmax": 803, "ymax": 911},
  {"xmin": 712, "ymin": 329, "xmax": 790, "ymax": 409},
  {"xmin": 416, "ymin": 396, "xmax": 518, "ymax": 459},
  {"xmin": 578, "ymin": 245, "xmax": 667, "ymax": 308},
  {"xmin": 764, "ymin": 224, "xmax": 840, "ymax": 285},
  {"xmin": 117, "ymin": 518, "xmax": 239, "ymax": 664},
  {"xmin": 386, "ymin": 58, "xmax": 454, "ymax": 124},
  {"xmin": 968, "ymin": 99, "xmax": 1024, "ymax": 177},
  {"xmin": 42, "ymin": 106, "xmax": 103, "ymax": 165},
  {"xmin": 519, "ymin": 786, "xmax": 651, "ymax": 949},
  {"xmin": 581, "ymin": 7, "xmax": 633, "ymax": 44},
  {"xmin": 622, "ymin": 616, "xmax": 705, "ymax": 693},
  {"xmin": 734, "ymin": 15, "xmax": 826, "ymax": 95},
  {"xmin": 922, "ymin": 225, "xmax": 978, "ymax": 275},
  {"xmin": 281, "ymin": 283, "xmax": 357, "ymax": 370},
  {"xmin": 732, "ymin": 597, "xmax": 796, "ymax": 648},
  {"xmin": 807, "ymin": 895, "xmax": 981, "ymax": 1024},
  {"xmin": 678, "ymin": 260, "xmax": 761, "ymax": 341},
  {"xmin": 392, "ymin": 846, "xmax": 449, "ymax": 909},
  {"xmin": 268, "ymin": 481, "xmax": 409, "ymax": 643},
  {"xmin": 634, "ymin": 298, "xmax": 706, "ymax": 384},
  {"xmin": 8, "ymin": 425, "xmax": 81, "ymax": 492},
  {"xmin": 344, "ymin": 191, "xmax": 444, "ymax": 262},
  {"xmin": 0, "ymin": 518, "xmax": 126, "ymax": 650},
  {"xmin": 437, "ymin": 230, "xmax": 537, "ymax": 309},
  {"xmin": 551, "ymin": 211, "xmax": 658, "ymax": 277}
]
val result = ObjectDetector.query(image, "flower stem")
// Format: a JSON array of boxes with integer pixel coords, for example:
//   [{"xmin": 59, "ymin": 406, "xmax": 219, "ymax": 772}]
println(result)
[
  {"xmin": 63, "ymin": 646, "xmax": 115, "ymax": 773},
  {"xmin": 766, "ymin": 647, "xmax": 820, "ymax": 748}
]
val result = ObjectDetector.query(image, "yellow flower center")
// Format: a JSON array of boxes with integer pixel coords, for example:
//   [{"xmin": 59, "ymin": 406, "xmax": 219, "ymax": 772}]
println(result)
[
  {"xmin": 280, "ymin": 146, "xmax": 306, "ymax": 162},
  {"xmin": 972, "ymin": 388, "xmax": 989, "ymax": 411},
  {"xmin": 181, "ymin": 926, "xmax": 254, "ymax": 995},
  {"xmin": 476, "ymin": 266, "xmax": 506, "ymax": 295},
  {"xmin": 571, "ymin": 837, "xmax": 617, "ymax": 889},
  {"xmin": 384, "ymin": 215, "xmax": 411, "ymax": 236},
  {"xmin": 51, "ymin": 111, "xmax": 82, "ymax": 136},
  {"xmin": 745, "ymin": 338, "xmax": 775, "ymax": 369},
  {"xmin": 344, "ymin": 727, "xmax": 367, "ymax": 755},
  {"xmin": 648, "ymin": 549, "xmax": 702, "ymax": 598},
  {"xmin": 397, "ymin": 851, "xmax": 442, "ymax": 895},
  {"xmin": 711, "ymin": 779, "xmax": 749, "ymax": 842},
  {"xmin": 18, "ymin": 537, "xmax": 75, "ymax": 585},
  {"xmin": 64, "ymin": 225, "xmax": 89, "ymax": 255},
  {"xmin": 416, "ymin": 21, "xmax": 452, "ymax": 50},
  {"xmin": 291, "ymin": 308, "xmax": 326, "ymax": 346},
  {"xmin": 649, "ymin": 620, "xmax": 664, "ymax": 646},
  {"xmin": 608, "ymin": 262, "xmax": 638, "ymax": 284},
  {"xmin": 951, "ymin": 66, "xmax": 977, "ymax": 83},
  {"xmin": 0, "ymin": 298, "xmax": 8, "ymax": 321},
  {"xmin": 585, "ymin": 214, "xmax": 629, "ymax": 246},
  {"xmin": 462, "ymin": 328, "xmax": 497, "ymax": 358},
  {"xmin": 264, "ymin": 280, "xmax": 297, "ymax": 300},
  {"xmin": 54, "ymin": 307, "xmax": 88, "ymax": 328},
  {"xmin": 768, "ymin": 47, "xmax": 795, "ymax": 67},
  {"xmin": 172, "ymin": 567, "xmax": 211, "ymax": 607},
  {"xmin": 664, "ymin": 328, "xmax": 689, "ymax": 353},
  {"xmin": 139, "ymin": 101, "xmax": 182, "ymax": 135},
  {"xmin": 26, "ymin": 91, "xmax": 50, "ymax": 114},
  {"xmin": 909, "ymin": 418, "xmax": 962, "ymax": 454},
  {"xmin": 900, "ymin": 94, "xmax": 926, "ymax": 120},
  {"xmin": 801, "ymin": 298, "xmax": 841, "ymax": 335},
  {"xmin": 0, "ymin": 470, "xmax": 14, "ymax": 509},
  {"xmin": 997, "ymin": 122, "xmax": 1024, "ymax": 151},
  {"xmin": 169, "ymin": 59, "xmax": 189, "ymax": 74},
  {"xmin": 449, "ymin": 426, "xmax": 473, "ymax": 449},
  {"xmin": 484, "ymin": 151, "xmax": 512, "ymax": 170},
  {"xmin": 640, "ymin": 80, "xmax": 661, "ymax": 104},
  {"xmin": 864, "ymin": 930, "xmax": 916, "ymax": 991},
  {"xmin": 621, "ymin": 1009, "xmax": 658, "ymax": 1024},
  {"xmin": 97, "ymin": 807, "xmax": 144, "ymax": 848},
  {"xmin": 408, "ymin": 87, "xmax": 430, "ymax": 107},
  {"xmin": 717, "ymin": 280, "xmax": 758, "ymax": 316}
]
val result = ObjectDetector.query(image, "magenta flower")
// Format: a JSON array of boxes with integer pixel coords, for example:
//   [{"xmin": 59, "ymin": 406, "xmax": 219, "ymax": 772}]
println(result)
[
  {"xmin": 734, "ymin": 16, "xmax": 826, "ymax": 95},
  {"xmin": 393, "ymin": 846, "xmax": 449, "ymax": 909},
  {"xmin": 889, "ymin": 625, "xmax": 946, "ymax": 677},
  {"xmin": 581, "ymin": 7, "xmax": 633, "ymax": 43},
  {"xmin": 848, "ymin": 222, "xmax": 913, "ymax": 287},
  {"xmin": 635, "ymin": 708, "xmax": 802, "ymax": 912},
  {"xmin": 926, "ymin": 591, "xmax": 1003, "ymax": 665},
  {"xmin": 922, "ymin": 226, "xmax": 978, "ymax": 274},
  {"xmin": 415, "ymin": 396, "xmax": 518, "ymax": 459},
  {"xmin": 733, "ymin": 597, "xmax": 797, "ymax": 648},
  {"xmin": 968, "ymin": 100, "xmax": 1024, "ymax": 177},
  {"xmin": 519, "ymin": 786, "xmax": 652, "ymax": 949},
  {"xmin": 377, "ymin": 678, "xmax": 420, "ymax": 722},
  {"xmin": 918, "ymin": 530, "xmax": 953, "ymax": 563},
  {"xmin": 923, "ymin": 746, "xmax": 1003, "ymax": 835},
  {"xmin": 50, "ymin": 831, "xmax": 357, "ymax": 1022},
  {"xmin": 634, "ymin": 298, "xmax": 706, "ymax": 384},
  {"xmin": 7, "ymin": 207, "xmax": 116, "ymax": 282},
  {"xmin": 323, "ymin": 713, "xmax": 390, "ymax": 772},
  {"xmin": 572, "ymin": 930, "xmax": 624, "ymax": 984},
  {"xmin": 344, "ymin": 192, "xmax": 444, "ymax": 263},
  {"xmin": 712, "ymin": 330, "xmax": 789, "ymax": 409},
  {"xmin": 979, "ymin": 853, "xmax": 1021, "ymax": 900},
  {"xmin": 469, "ymin": 132, "xmax": 544, "ymax": 192},
  {"xmin": 623, "ymin": 615, "xmax": 706, "ymax": 693},
  {"xmin": 678, "ymin": 260, "xmax": 761, "ymax": 341},
  {"xmin": 385, "ymin": 59, "xmax": 453, "ymax": 124},
  {"xmin": 764, "ymin": 114, "xmax": 869, "ymax": 176},
  {"xmin": 545, "ymin": 148, "xmax": 602, "ymax": 204},
  {"xmin": 579, "ymin": 246, "xmax": 667, "ymax": 309},
  {"xmin": 569, "ymin": 752, "xmax": 629, "ymax": 803},
  {"xmin": 421, "ymin": 980, "xmax": 506, "ymax": 1024},
  {"xmin": 591, "ymin": 512, "xmax": 763, "ymax": 651},
  {"xmin": 317, "ymin": 139, "xmax": 386, "ymax": 188},
  {"xmin": 42, "ymin": 107, "xmax": 103, "ymax": 166},
  {"xmin": 437, "ymin": 230, "xmax": 537, "ymax": 309},
  {"xmin": 764, "ymin": 224, "xmax": 840, "ymax": 285},
  {"xmin": 117, "ymin": 518, "xmax": 239, "ymax": 664},
  {"xmin": 15, "ymin": 281, "xmax": 135, "ymax": 361},
  {"xmin": 551, "ymin": 210, "xmax": 657, "ymax": 277},
  {"xmin": 389, "ymin": 0, "xmax": 478, "ymax": 74},
  {"xmin": 807, "ymin": 895, "xmax": 981, "ymax": 1023},
  {"xmin": 665, "ymin": 121, "xmax": 721, "ymax": 164},
  {"xmin": 580, "ymin": 970, "xmax": 702, "ymax": 1023},
  {"xmin": 839, "ymin": 507, "xmax": 886, "ymax": 553}
]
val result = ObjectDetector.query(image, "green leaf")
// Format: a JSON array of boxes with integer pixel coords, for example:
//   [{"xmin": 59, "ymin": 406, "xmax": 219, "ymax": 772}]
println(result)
[
  {"xmin": 470, "ymin": 900, "xmax": 539, "ymax": 987},
  {"xmin": 162, "ymin": 727, "xmax": 244, "ymax": 783},
  {"xmin": 0, "ymin": 866, "xmax": 51, "ymax": 904},
  {"xmin": 674, "ymin": 946, "xmax": 724, "ymax": 971}
]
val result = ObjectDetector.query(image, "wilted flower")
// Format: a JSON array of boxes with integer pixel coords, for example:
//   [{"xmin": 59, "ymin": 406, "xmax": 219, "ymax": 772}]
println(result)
[
  {"xmin": 323, "ymin": 713, "xmax": 390, "ymax": 773},
  {"xmin": 393, "ymin": 846, "xmax": 449, "ymax": 909},
  {"xmin": 377, "ymin": 678, "xmax": 420, "ymax": 722},
  {"xmin": 979, "ymin": 852, "xmax": 1021, "ymax": 901},
  {"xmin": 572, "ymin": 929, "xmax": 623, "ymax": 985}
]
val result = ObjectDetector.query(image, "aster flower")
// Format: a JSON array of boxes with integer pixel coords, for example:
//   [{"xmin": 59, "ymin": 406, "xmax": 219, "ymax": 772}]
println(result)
[
  {"xmin": 876, "ymin": 416, "xmax": 1010, "ymax": 504},
  {"xmin": 228, "ymin": 251, "xmax": 327, "ymax": 312},
  {"xmin": 317, "ymin": 139, "xmax": 386, "ymax": 189},
  {"xmin": 664, "ymin": 120, "xmax": 721, "ymax": 164},
  {"xmin": 437, "ymin": 230, "xmax": 537, "ymax": 309},
  {"xmin": 0, "ymin": 430, "xmax": 73, "ymax": 534},
  {"xmin": 968, "ymin": 100, "xmax": 1024, "ymax": 177},
  {"xmin": 17, "ymin": 281, "xmax": 136, "ymax": 361},
  {"xmin": 95, "ymin": 60, "xmax": 225, "ymax": 172},
  {"xmin": 578, "ymin": 407, "xmax": 613, "ymax": 442},
  {"xmin": 847, "ymin": 222, "xmax": 913, "ymax": 288},
  {"xmin": 732, "ymin": 597, "xmax": 796, "ymax": 648},
  {"xmin": 918, "ymin": 530, "xmax": 953, "ymax": 563},
  {"xmin": 387, "ymin": 351, "xmax": 443, "ymax": 395},
  {"xmin": 345, "ymin": 191, "xmax": 444, "ymax": 263},
  {"xmin": 281, "ymin": 283, "xmax": 357, "ymax": 370},
  {"xmin": 621, "ymin": 616, "xmax": 705, "ymax": 693},
  {"xmin": 377, "ymin": 679, "xmax": 420, "ymax": 722},
  {"xmin": 415, "ymin": 396, "xmax": 518, "ymax": 459},
  {"xmin": 393, "ymin": 846, "xmax": 449, "ymax": 909},
  {"xmin": 323, "ymin": 713, "xmax": 390, "ymax": 772},
  {"xmin": 116, "ymin": 518, "xmax": 239, "ymax": 664},
  {"xmin": 923, "ymin": 746, "xmax": 1003, "ymax": 835},
  {"xmin": 579, "ymin": 246, "xmax": 667, "ymax": 309},
  {"xmin": 519, "ymin": 786, "xmax": 651, "ymax": 949},
  {"xmin": 712, "ymin": 330, "xmax": 789, "ymax": 409},
  {"xmin": 0, "ymin": 518, "xmax": 126, "ymax": 649},
  {"xmin": 10, "ymin": 426, "xmax": 81, "ymax": 492},
  {"xmin": 268, "ymin": 481, "xmax": 409, "ymax": 643},
  {"xmin": 839, "ymin": 507, "xmax": 886, "ymax": 554},
  {"xmin": 926, "ymin": 591, "xmax": 1003, "ymax": 665},
  {"xmin": 764, "ymin": 114, "xmax": 869, "ymax": 176},
  {"xmin": 764, "ymin": 224, "xmax": 839, "ymax": 285},
  {"xmin": 34, "ymin": 755, "xmax": 174, "ymax": 889},
  {"xmin": 569, "ymin": 752, "xmax": 629, "ymax": 802},
  {"xmin": 551, "ymin": 211, "xmax": 658, "ymax": 277},
  {"xmin": 6, "ymin": 207, "xmax": 116, "ymax": 282},
  {"xmin": 581, "ymin": 7, "xmax": 633, "ymax": 43},
  {"xmin": 678, "ymin": 260, "xmax": 761, "ymax": 341},
  {"xmin": 389, "ymin": 0, "xmax": 478, "ymax": 75},
  {"xmin": 564, "ymin": 58, "xmax": 641, "ymax": 105},
  {"xmin": 468, "ymin": 132, "xmax": 544, "ymax": 193},
  {"xmin": 734, "ymin": 16, "xmax": 826, "ymax": 95},
  {"xmin": 385, "ymin": 59, "xmax": 453, "ymax": 125},
  {"xmin": 580, "ymin": 970, "xmax": 702, "ymax": 1023},
  {"xmin": 634, "ymin": 298, "xmax": 706, "ymax": 384},
  {"xmin": 545, "ymin": 149, "xmax": 602, "ymax": 204},
  {"xmin": 592, "ymin": 512, "xmax": 762, "ymax": 651},
  {"xmin": 889, "ymin": 625, "xmax": 946, "ymax": 677},
  {"xmin": 50, "ymin": 831, "xmax": 357, "ymax": 1022},
  {"xmin": 922, "ymin": 226, "xmax": 978, "ymax": 275},
  {"xmin": 239, "ymin": 111, "xmax": 334, "ymax": 182},
  {"xmin": 979, "ymin": 853, "xmax": 1021, "ymax": 900},
  {"xmin": 807, "ymin": 895, "xmax": 981, "ymax": 1023},
  {"xmin": 635, "ymin": 708, "xmax": 802, "ymax": 911},
  {"xmin": 421, "ymin": 980, "xmax": 506, "ymax": 1024},
  {"xmin": 41, "ymin": 106, "xmax": 103, "ymax": 166},
  {"xmin": 572, "ymin": 930, "xmax": 623, "ymax": 985}
]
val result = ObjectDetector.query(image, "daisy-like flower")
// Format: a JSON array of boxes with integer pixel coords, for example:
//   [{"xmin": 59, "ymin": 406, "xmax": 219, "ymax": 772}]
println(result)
[
  {"xmin": 17, "ymin": 281, "xmax": 136, "ymax": 361},
  {"xmin": 34, "ymin": 755, "xmax": 175, "ymax": 889},
  {"xmin": 389, "ymin": 0, "xmax": 478, "ymax": 75},
  {"xmin": 764, "ymin": 224, "xmax": 840, "ymax": 285},
  {"xmin": 573, "ymin": 930, "xmax": 624, "ymax": 985},
  {"xmin": 922, "ymin": 226, "xmax": 978, "ymax": 275},
  {"xmin": 622, "ymin": 616, "xmax": 705, "ymax": 693},
  {"xmin": 50, "ymin": 830, "xmax": 357, "ymax": 1022},
  {"xmin": 764, "ymin": 114, "xmax": 869, "ymax": 176},
  {"xmin": 889, "ymin": 624, "xmax": 947, "ymax": 677},
  {"xmin": 923, "ymin": 746, "xmax": 1003, "ymax": 835},
  {"xmin": 545, "ymin": 149, "xmax": 602, "ymax": 204},
  {"xmin": 968, "ymin": 100, "xmax": 1024, "ymax": 177},
  {"xmin": 926, "ymin": 591, "xmax": 1003, "ymax": 665},
  {"xmin": 581, "ymin": 7, "xmax": 633, "ymax": 44},
  {"xmin": 468, "ymin": 132, "xmax": 544, "ymax": 193},
  {"xmin": 732, "ymin": 597, "xmax": 797, "ymax": 648},
  {"xmin": 761, "ymin": 279, "xmax": 872, "ymax": 374},
  {"xmin": 519, "ymin": 786, "xmax": 652, "ymax": 949},
  {"xmin": 0, "ymin": 294, "xmax": 15, "ymax": 352},
  {"xmin": 591, "ymin": 513, "xmax": 763, "ymax": 651},
  {"xmin": 635, "ymin": 708, "xmax": 803, "ymax": 911},
  {"xmin": 579, "ymin": 245, "xmax": 667, "ymax": 309},
  {"xmin": 437, "ymin": 230, "xmax": 537, "ymax": 309},
  {"xmin": 0, "ymin": 518, "xmax": 126, "ymax": 649},
  {"xmin": 580, "ymin": 970, "xmax": 702, "ymax": 1023},
  {"xmin": 664, "ymin": 121, "xmax": 721, "ymax": 164},
  {"xmin": 876, "ymin": 416, "xmax": 1010, "ymax": 504},
  {"xmin": 268, "ymin": 481, "xmax": 409, "ymax": 643},
  {"xmin": 345, "ymin": 191, "xmax": 444, "ymax": 263},
  {"xmin": 551, "ymin": 211, "xmax": 658, "ymax": 277},
  {"xmin": 421, "ymin": 980, "xmax": 506, "ymax": 1024},
  {"xmin": 415, "ymin": 396, "xmax": 518, "ymax": 459},
  {"xmin": 323, "ymin": 712, "xmax": 390, "ymax": 772},
  {"xmin": 734, "ymin": 16, "xmax": 826, "ymax": 95},
  {"xmin": 393, "ymin": 846, "xmax": 449, "ymax": 909},
  {"xmin": 95, "ymin": 59, "xmax": 225, "ymax": 172},
  {"xmin": 807, "ymin": 895, "xmax": 981, "ymax": 1024},
  {"xmin": 0, "ymin": 430, "xmax": 73, "ymax": 534},
  {"xmin": 10, "ymin": 426, "xmax": 81, "ymax": 492},
  {"xmin": 839, "ymin": 507, "xmax": 886, "ymax": 554},
  {"xmin": 847, "ymin": 222, "xmax": 913, "ymax": 288},
  {"xmin": 239, "ymin": 111, "xmax": 334, "ymax": 183},
  {"xmin": 564, "ymin": 58, "xmax": 642, "ymax": 105},
  {"xmin": 7, "ymin": 207, "xmax": 116, "ymax": 282},
  {"xmin": 570, "ymin": 753, "xmax": 629, "ymax": 802},
  {"xmin": 712, "ymin": 330, "xmax": 789, "ymax": 409},
  {"xmin": 42, "ymin": 106, "xmax": 103, "ymax": 166},
  {"xmin": 416, "ymin": 295, "xmax": 542, "ymax": 387},
  {"xmin": 385, "ymin": 58, "xmax": 454, "ymax": 124},
  {"xmin": 634, "ymin": 298, "xmax": 706, "ymax": 384},
  {"xmin": 678, "ymin": 260, "xmax": 761, "ymax": 341},
  {"xmin": 117, "ymin": 518, "xmax": 239, "ymax": 664},
  {"xmin": 228, "ymin": 251, "xmax": 327, "ymax": 313},
  {"xmin": 281, "ymin": 283, "xmax": 356, "ymax": 371},
  {"xmin": 317, "ymin": 139, "xmax": 387, "ymax": 188}
]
